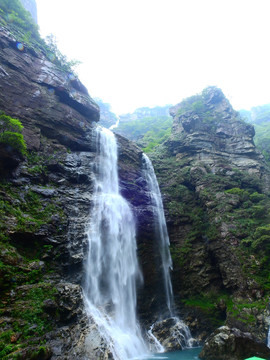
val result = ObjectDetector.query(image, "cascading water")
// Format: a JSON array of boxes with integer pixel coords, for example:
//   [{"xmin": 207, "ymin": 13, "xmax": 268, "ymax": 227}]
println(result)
[
  {"xmin": 84, "ymin": 126, "xmax": 147, "ymax": 360},
  {"xmin": 142, "ymin": 154, "xmax": 174, "ymax": 314},
  {"xmin": 143, "ymin": 154, "xmax": 194, "ymax": 349}
]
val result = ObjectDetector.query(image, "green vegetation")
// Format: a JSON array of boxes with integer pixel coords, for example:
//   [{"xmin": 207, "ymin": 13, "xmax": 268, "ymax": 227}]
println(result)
[
  {"xmin": 0, "ymin": 0, "xmax": 39, "ymax": 39},
  {"xmin": 182, "ymin": 293, "xmax": 268, "ymax": 329},
  {"xmin": 0, "ymin": 112, "xmax": 26, "ymax": 156},
  {"xmin": 0, "ymin": 284, "xmax": 57, "ymax": 359},
  {"xmin": 239, "ymin": 104, "xmax": 270, "ymax": 163},
  {"xmin": 116, "ymin": 115, "xmax": 172, "ymax": 140},
  {"xmin": 253, "ymin": 121, "xmax": 270, "ymax": 162},
  {"xmin": 0, "ymin": 184, "xmax": 63, "ymax": 236},
  {"xmin": 0, "ymin": 171, "xmax": 64, "ymax": 357},
  {"xmin": 116, "ymin": 115, "xmax": 173, "ymax": 152},
  {"xmin": 44, "ymin": 34, "xmax": 82, "ymax": 74},
  {"xmin": 0, "ymin": 0, "xmax": 80, "ymax": 74}
]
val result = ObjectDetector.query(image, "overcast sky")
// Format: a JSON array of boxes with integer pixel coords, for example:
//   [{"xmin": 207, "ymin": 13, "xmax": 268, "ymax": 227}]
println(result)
[{"xmin": 35, "ymin": 0, "xmax": 270, "ymax": 115}]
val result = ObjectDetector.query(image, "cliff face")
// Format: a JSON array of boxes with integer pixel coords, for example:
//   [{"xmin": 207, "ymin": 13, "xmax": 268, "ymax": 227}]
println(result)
[
  {"xmin": 168, "ymin": 87, "xmax": 266, "ymax": 181},
  {"xmin": 150, "ymin": 87, "xmax": 270, "ymax": 341},
  {"xmin": 2, "ymin": 6, "xmax": 270, "ymax": 357},
  {"xmin": 0, "ymin": 22, "xmax": 165, "ymax": 358}
]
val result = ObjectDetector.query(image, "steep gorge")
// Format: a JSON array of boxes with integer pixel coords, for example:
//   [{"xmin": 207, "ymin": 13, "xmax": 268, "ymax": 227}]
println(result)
[
  {"xmin": 1, "ymin": 2, "xmax": 270, "ymax": 359},
  {"xmin": 0, "ymin": 17, "xmax": 179, "ymax": 359}
]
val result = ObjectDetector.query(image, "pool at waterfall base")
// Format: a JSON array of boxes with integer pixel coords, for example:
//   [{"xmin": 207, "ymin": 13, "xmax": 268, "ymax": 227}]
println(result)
[{"xmin": 142, "ymin": 347, "xmax": 202, "ymax": 359}]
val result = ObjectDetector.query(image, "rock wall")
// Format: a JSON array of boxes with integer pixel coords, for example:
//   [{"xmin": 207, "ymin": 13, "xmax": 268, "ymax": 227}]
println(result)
[
  {"xmin": 150, "ymin": 87, "xmax": 270, "ymax": 342},
  {"xmin": 0, "ymin": 23, "xmax": 165, "ymax": 358}
]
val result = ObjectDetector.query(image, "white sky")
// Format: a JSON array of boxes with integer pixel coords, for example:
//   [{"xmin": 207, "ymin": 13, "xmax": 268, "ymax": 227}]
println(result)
[{"xmin": 36, "ymin": 0, "xmax": 270, "ymax": 115}]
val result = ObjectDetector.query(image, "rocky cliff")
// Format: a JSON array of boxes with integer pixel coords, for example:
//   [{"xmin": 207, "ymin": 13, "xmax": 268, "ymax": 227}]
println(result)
[
  {"xmin": 149, "ymin": 87, "xmax": 270, "ymax": 347},
  {"xmin": 0, "ymin": 13, "xmax": 169, "ymax": 357},
  {"xmin": 1, "ymin": 3, "xmax": 270, "ymax": 359}
]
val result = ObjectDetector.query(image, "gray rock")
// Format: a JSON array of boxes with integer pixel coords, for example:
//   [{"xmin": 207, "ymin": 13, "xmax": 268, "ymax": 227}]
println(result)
[
  {"xmin": 199, "ymin": 326, "xmax": 270, "ymax": 360},
  {"xmin": 149, "ymin": 317, "xmax": 196, "ymax": 351}
]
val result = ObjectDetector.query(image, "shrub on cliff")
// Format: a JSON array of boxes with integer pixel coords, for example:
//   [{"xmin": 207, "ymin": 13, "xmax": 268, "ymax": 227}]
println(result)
[
  {"xmin": 0, "ymin": 112, "xmax": 27, "ymax": 155},
  {"xmin": 0, "ymin": 0, "xmax": 39, "ymax": 39}
]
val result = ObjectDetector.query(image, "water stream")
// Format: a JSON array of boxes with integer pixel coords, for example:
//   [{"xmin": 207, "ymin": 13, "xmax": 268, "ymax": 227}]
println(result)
[
  {"xmin": 142, "ymin": 154, "xmax": 174, "ymax": 314},
  {"xmin": 83, "ymin": 127, "xmax": 193, "ymax": 359},
  {"xmin": 84, "ymin": 126, "xmax": 147, "ymax": 359},
  {"xmin": 143, "ymin": 154, "xmax": 194, "ymax": 350}
]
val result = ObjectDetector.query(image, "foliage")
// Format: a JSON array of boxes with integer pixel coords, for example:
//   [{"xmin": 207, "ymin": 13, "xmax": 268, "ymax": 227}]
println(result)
[
  {"xmin": 0, "ymin": 0, "xmax": 39, "ymax": 39},
  {"xmin": 253, "ymin": 121, "xmax": 270, "ymax": 162},
  {"xmin": 115, "ymin": 115, "xmax": 173, "ymax": 152},
  {"xmin": 141, "ymin": 127, "xmax": 172, "ymax": 153},
  {"xmin": 116, "ymin": 115, "xmax": 172, "ymax": 140},
  {"xmin": 0, "ymin": 185, "xmax": 64, "ymax": 236},
  {"xmin": 0, "ymin": 285, "xmax": 57, "ymax": 359},
  {"xmin": 0, "ymin": 112, "xmax": 26, "ymax": 155},
  {"xmin": 44, "ymin": 34, "xmax": 82, "ymax": 73},
  {"xmin": 0, "ymin": 1, "xmax": 80, "ymax": 74},
  {"xmin": 239, "ymin": 103, "xmax": 270, "ymax": 163}
]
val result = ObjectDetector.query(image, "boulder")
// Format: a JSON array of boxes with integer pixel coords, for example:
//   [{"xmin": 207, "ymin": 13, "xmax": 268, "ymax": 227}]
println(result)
[
  {"xmin": 199, "ymin": 326, "xmax": 270, "ymax": 360},
  {"xmin": 149, "ymin": 317, "xmax": 195, "ymax": 351}
]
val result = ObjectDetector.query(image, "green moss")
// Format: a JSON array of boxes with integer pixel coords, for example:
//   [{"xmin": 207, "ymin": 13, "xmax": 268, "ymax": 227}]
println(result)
[
  {"xmin": 0, "ymin": 285, "xmax": 57, "ymax": 359},
  {"xmin": 227, "ymin": 298, "xmax": 268, "ymax": 325},
  {"xmin": 11, "ymin": 285, "xmax": 57, "ymax": 338},
  {"xmin": 0, "ymin": 112, "xmax": 26, "ymax": 156},
  {"xmin": 0, "ymin": 184, "xmax": 64, "ymax": 235}
]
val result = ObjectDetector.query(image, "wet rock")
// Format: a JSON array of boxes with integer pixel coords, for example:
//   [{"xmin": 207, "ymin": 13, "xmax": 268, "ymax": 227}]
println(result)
[
  {"xmin": 199, "ymin": 326, "xmax": 270, "ymax": 360},
  {"xmin": 150, "ymin": 317, "xmax": 195, "ymax": 351},
  {"xmin": 31, "ymin": 186, "xmax": 57, "ymax": 197}
]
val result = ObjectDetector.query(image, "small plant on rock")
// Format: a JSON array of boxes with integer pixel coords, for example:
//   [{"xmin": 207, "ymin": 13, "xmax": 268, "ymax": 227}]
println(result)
[{"xmin": 0, "ymin": 112, "xmax": 27, "ymax": 156}]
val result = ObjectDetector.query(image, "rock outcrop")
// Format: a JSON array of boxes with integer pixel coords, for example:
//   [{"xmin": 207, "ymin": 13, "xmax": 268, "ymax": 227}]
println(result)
[
  {"xmin": 168, "ymin": 86, "xmax": 267, "ymax": 183},
  {"xmin": 199, "ymin": 326, "xmax": 270, "ymax": 360},
  {"xmin": 149, "ymin": 87, "xmax": 270, "ymax": 342},
  {"xmin": 0, "ymin": 25, "xmax": 99, "ymax": 152}
]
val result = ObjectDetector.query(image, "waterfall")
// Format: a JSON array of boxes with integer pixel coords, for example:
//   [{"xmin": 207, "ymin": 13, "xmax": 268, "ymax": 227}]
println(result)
[
  {"xmin": 142, "ymin": 153, "xmax": 174, "ymax": 314},
  {"xmin": 84, "ymin": 126, "xmax": 147, "ymax": 360},
  {"xmin": 143, "ymin": 154, "xmax": 194, "ymax": 349}
]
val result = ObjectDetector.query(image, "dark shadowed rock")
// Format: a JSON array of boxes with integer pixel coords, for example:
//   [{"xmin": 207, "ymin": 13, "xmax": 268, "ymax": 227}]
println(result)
[{"xmin": 199, "ymin": 326, "xmax": 270, "ymax": 360}]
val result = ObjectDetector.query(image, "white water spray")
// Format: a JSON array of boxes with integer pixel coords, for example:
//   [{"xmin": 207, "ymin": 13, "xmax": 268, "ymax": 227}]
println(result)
[
  {"xmin": 143, "ymin": 154, "xmax": 194, "ymax": 350},
  {"xmin": 84, "ymin": 127, "xmax": 147, "ymax": 360},
  {"xmin": 142, "ymin": 154, "xmax": 174, "ymax": 314}
]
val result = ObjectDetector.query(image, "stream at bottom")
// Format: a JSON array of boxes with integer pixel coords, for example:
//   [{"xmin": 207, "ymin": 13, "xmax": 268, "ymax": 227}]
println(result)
[{"xmin": 137, "ymin": 347, "xmax": 202, "ymax": 360}]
